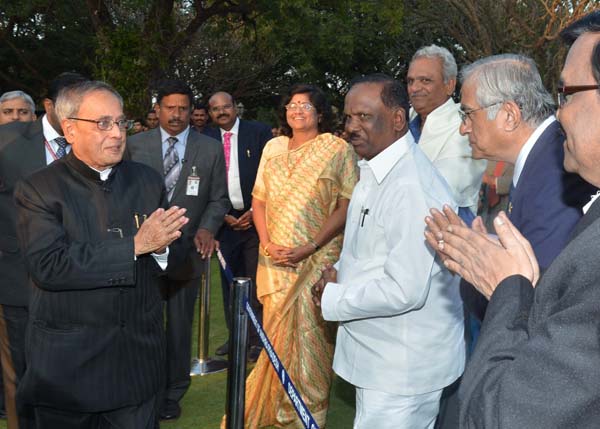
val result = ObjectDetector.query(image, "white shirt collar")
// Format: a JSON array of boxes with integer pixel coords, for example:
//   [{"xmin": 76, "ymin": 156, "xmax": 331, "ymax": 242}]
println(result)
[
  {"xmin": 159, "ymin": 125, "xmax": 190, "ymax": 144},
  {"xmin": 513, "ymin": 116, "xmax": 555, "ymax": 187},
  {"xmin": 90, "ymin": 166, "xmax": 112, "ymax": 181},
  {"xmin": 220, "ymin": 117, "xmax": 240, "ymax": 136},
  {"xmin": 42, "ymin": 114, "xmax": 61, "ymax": 143},
  {"xmin": 583, "ymin": 190, "xmax": 600, "ymax": 214},
  {"xmin": 363, "ymin": 132, "xmax": 413, "ymax": 185}
]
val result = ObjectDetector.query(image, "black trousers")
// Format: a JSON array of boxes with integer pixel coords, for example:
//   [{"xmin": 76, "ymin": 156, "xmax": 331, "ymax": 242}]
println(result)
[
  {"xmin": 160, "ymin": 276, "xmax": 200, "ymax": 405},
  {"xmin": 33, "ymin": 394, "xmax": 158, "ymax": 429},
  {"xmin": 217, "ymin": 222, "xmax": 261, "ymax": 346},
  {"xmin": 0, "ymin": 304, "xmax": 33, "ymax": 429}
]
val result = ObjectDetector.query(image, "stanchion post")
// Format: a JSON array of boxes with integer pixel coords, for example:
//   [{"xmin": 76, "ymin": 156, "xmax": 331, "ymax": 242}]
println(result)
[
  {"xmin": 226, "ymin": 277, "xmax": 250, "ymax": 429},
  {"xmin": 190, "ymin": 256, "xmax": 228, "ymax": 376}
]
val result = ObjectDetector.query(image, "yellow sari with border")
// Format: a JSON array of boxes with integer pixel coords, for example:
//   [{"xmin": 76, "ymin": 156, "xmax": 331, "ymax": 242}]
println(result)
[{"xmin": 244, "ymin": 132, "xmax": 358, "ymax": 428}]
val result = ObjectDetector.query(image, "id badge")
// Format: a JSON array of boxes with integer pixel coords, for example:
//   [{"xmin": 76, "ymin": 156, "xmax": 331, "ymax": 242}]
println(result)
[{"xmin": 186, "ymin": 166, "xmax": 200, "ymax": 196}]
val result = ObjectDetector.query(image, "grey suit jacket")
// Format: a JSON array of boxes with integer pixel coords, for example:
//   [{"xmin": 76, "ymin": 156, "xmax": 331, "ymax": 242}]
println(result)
[
  {"xmin": 459, "ymin": 198, "xmax": 600, "ymax": 428},
  {"xmin": 126, "ymin": 127, "xmax": 230, "ymax": 280},
  {"xmin": 0, "ymin": 119, "xmax": 47, "ymax": 305}
]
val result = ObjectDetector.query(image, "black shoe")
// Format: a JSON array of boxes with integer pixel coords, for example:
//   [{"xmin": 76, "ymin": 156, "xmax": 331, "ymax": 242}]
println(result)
[
  {"xmin": 215, "ymin": 341, "xmax": 229, "ymax": 356},
  {"xmin": 247, "ymin": 345, "xmax": 262, "ymax": 363},
  {"xmin": 159, "ymin": 401, "xmax": 181, "ymax": 421}
]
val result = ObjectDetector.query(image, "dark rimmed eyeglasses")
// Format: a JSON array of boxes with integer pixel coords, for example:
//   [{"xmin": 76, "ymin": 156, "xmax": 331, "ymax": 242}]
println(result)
[
  {"xmin": 458, "ymin": 102, "xmax": 502, "ymax": 124},
  {"xmin": 557, "ymin": 85, "xmax": 599, "ymax": 108},
  {"xmin": 285, "ymin": 102, "xmax": 314, "ymax": 112},
  {"xmin": 68, "ymin": 117, "xmax": 133, "ymax": 131}
]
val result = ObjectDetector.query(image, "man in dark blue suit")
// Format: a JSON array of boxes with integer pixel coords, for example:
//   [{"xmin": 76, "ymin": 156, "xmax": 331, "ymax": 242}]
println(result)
[
  {"xmin": 455, "ymin": 54, "xmax": 595, "ymax": 324},
  {"xmin": 206, "ymin": 91, "xmax": 272, "ymax": 360}
]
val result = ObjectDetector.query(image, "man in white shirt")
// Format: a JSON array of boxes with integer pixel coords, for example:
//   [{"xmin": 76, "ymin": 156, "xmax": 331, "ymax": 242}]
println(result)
[
  {"xmin": 312, "ymin": 74, "xmax": 464, "ymax": 428},
  {"xmin": 206, "ymin": 91, "xmax": 272, "ymax": 360},
  {"xmin": 407, "ymin": 45, "xmax": 486, "ymax": 220}
]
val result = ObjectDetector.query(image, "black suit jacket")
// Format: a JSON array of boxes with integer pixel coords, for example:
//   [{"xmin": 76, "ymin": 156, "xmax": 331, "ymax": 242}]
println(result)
[
  {"xmin": 126, "ymin": 127, "xmax": 230, "ymax": 279},
  {"xmin": 0, "ymin": 119, "xmax": 47, "ymax": 306},
  {"xmin": 459, "ymin": 198, "xmax": 600, "ymax": 428},
  {"xmin": 204, "ymin": 119, "xmax": 272, "ymax": 212},
  {"xmin": 15, "ymin": 153, "xmax": 166, "ymax": 412}
]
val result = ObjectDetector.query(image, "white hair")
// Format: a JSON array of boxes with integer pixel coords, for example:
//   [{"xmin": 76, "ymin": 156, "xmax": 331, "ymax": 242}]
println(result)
[
  {"xmin": 411, "ymin": 45, "xmax": 458, "ymax": 83},
  {"xmin": 0, "ymin": 90, "xmax": 35, "ymax": 111}
]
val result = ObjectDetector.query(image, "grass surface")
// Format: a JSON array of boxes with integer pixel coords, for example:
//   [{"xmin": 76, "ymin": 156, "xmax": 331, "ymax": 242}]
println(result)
[{"xmin": 0, "ymin": 257, "xmax": 356, "ymax": 429}]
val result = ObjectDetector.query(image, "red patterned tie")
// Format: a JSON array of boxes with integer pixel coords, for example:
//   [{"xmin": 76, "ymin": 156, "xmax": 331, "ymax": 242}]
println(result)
[{"xmin": 223, "ymin": 132, "xmax": 232, "ymax": 181}]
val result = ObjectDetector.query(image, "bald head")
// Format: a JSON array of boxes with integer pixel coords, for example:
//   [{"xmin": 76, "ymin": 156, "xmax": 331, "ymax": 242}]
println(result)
[{"xmin": 208, "ymin": 91, "xmax": 237, "ymax": 130}]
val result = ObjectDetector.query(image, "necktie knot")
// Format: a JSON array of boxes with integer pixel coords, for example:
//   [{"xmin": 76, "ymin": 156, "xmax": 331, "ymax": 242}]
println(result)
[
  {"xmin": 54, "ymin": 137, "xmax": 68, "ymax": 158},
  {"xmin": 167, "ymin": 136, "xmax": 178, "ymax": 146}
]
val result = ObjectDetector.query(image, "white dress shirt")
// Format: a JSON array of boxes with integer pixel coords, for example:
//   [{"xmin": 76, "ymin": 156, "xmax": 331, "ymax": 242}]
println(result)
[
  {"xmin": 513, "ymin": 115, "xmax": 556, "ymax": 187},
  {"xmin": 321, "ymin": 132, "xmax": 465, "ymax": 395},
  {"xmin": 42, "ymin": 114, "xmax": 71, "ymax": 164},
  {"xmin": 220, "ymin": 118, "xmax": 244, "ymax": 210},
  {"xmin": 409, "ymin": 98, "xmax": 486, "ymax": 214}
]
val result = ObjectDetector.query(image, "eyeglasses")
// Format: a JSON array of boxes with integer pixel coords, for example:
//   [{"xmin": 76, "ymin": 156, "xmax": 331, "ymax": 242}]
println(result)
[
  {"xmin": 458, "ymin": 102, "xmax": 502, "ymax": 124},
  {"xmin": 68, "ymin": 117, "xmax": 133, "ymax": 131},
  {"xmin": 285, "ymin": 102, "xmax": 314, "ymax": 112},
  {"xmin": 557, "ymin": 84, "xmax": 599, "ymax": 108},
  {"xmin": 209, "ymin": 104, "xmax": 234, "ymax": 114}
]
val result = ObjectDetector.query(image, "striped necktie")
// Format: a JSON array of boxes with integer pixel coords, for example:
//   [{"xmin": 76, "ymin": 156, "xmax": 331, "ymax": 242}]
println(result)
[
  {"xmin": 54, "ymin": 137, "xmax": 68, "ymax": 158},
  {"xmin": 163, "ymin": 136, "xmax": 181, "ymax": 201}
]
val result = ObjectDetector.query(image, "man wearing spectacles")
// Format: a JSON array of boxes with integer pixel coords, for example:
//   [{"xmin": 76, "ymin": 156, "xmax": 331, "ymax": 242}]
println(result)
[
  {"xmin": 457, "ymin": 54, "xmax": 593, "ymax": 276},
  {"xmin": 424, "ymin": 11, "xmax": 600, "ymax": 427},
  {"xmin": 0, "ymin": 72, "xmax": 88, "ymax": 429},
  {"xmin": 205, "ymin": 91, "xmax": 272, "ymax": 361},
  {"xmin": 13, "ymin": 80, "xmax": 189, "ymax": 427},
  {"xmin": 127, "ymin": 80, "xmax": 230, "ymax": 421},
  {"xmin": 407, "ymin": 45, "xmax": 486, "ymax": 225}
]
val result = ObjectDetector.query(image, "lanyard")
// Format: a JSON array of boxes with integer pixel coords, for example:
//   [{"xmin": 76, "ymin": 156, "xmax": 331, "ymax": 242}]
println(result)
[{"xmin": 44, "ymin": 140, "xmax": 60, "ymax": 161}]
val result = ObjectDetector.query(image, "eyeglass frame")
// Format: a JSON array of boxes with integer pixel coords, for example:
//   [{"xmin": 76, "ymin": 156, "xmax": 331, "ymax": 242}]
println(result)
[
  {"xmin": 458, "ymin": 102, "xmax": 503, "ymax": 124},
  {"xmin": 556, "ymin": 84, "xmax": 599, "ymax": 108},
  {"xmin": 68, "ymin": 117, "xmax": 133, "ymax": 131},
  {"xmin": 285, "ymin": 102, "xmax": 315, "ymax": 112}
]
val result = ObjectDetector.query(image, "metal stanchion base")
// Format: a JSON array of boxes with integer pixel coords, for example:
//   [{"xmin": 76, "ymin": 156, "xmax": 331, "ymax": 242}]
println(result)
[{"xmin": 190, "ymin": 357, "xmax": 228, "ymax": 376}]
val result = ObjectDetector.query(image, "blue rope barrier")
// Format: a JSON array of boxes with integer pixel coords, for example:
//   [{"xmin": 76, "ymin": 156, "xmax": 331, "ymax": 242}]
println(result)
[{"xmin": 216, "ymin": 249, "xmax": 320, "ymax": 429}]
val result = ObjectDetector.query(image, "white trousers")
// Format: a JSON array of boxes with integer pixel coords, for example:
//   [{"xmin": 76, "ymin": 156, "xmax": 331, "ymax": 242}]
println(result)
[{"xmin": 353, "ymin": 386, "xmax": 443, "ymax": 429}]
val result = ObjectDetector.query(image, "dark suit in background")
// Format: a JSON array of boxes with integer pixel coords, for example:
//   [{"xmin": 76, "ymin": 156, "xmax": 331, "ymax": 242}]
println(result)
[
  {"xmin": 462, "ymin": 119, "xmax": 595, "ymax": 323},
  {"xmin": 459, "ymin": 198, "xmax": 600, "ymax": 428},
  {"xmin": 15, "ymin": 153, "xmax": 167, "ymax": 423},
  {"xmin": 0, "ymin": 119, "xmax": 53, "ymax": 429},
  {"xmin": 127, "ymin": 127, "xmax": 229, "ymax": 406},
  {"xmin": 205, "ymin": 120, "xmax": 271, "ymax": 346}
]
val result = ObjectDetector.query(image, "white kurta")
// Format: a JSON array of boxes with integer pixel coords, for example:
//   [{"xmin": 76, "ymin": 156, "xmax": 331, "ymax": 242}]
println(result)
[
  {"xmin": 321, "ymin": 133, "xmax": 465, "ymax": 395},
  {"xmin": 410, "ymin": 98, "xmax": 486, "ymax": 214}
]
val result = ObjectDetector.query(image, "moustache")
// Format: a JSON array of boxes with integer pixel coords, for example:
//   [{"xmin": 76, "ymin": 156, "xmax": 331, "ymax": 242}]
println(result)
[
  {"xmin": 347, "ymin": 132, "xmax": 361, "ymax": 141},
  {"xmin": 218, "ymin": 114, "xmax": 230, "ymax": 120},
  {"xmin": 168, "ymin": 119, "xmax": 183, "ymax": 124}
]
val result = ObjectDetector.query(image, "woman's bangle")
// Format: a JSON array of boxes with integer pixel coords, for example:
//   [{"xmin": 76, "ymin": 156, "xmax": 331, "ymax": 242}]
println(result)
[
  {"xmin": 309, "ymin": 240, "xmax": 320, "ymax": 252},
  {"xmin": 263, "ymin": 242, "xmax": 272, "ymax": 257}
]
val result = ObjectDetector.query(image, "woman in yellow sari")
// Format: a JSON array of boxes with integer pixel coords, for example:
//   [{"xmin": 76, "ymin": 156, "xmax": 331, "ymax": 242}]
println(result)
[{"xmin": 245, "ymin": 84, "xmax": 358, "ymax": 428}]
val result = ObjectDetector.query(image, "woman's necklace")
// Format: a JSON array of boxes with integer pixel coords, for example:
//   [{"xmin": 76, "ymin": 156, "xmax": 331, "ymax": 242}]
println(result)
[{"xmin": 286, "ymin": 137, "xmax": 306, "ymax": 177}]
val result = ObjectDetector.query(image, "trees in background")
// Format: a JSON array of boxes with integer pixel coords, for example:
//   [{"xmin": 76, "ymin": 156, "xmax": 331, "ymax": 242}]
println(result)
[{"xmin": 1, "ymin": 0, "xmax": 598, "ymax": 121}]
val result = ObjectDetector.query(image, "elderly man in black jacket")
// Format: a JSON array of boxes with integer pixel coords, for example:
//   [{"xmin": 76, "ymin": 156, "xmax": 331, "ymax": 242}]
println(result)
[{"xmin": 15, "ymin": 80, "xmax": 188, "ymax": 428}]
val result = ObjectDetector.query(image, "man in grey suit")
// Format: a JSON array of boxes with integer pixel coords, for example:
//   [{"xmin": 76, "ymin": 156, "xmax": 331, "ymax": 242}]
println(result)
[
  {"xmin": 0, "ymin": 72, "xmax": 87, "ymax": 429},
  {"xmin": 424, "ymin": 10, "xmax": 600, "ymax": 428},
  {"xmin": 127, "ymin": 80, "xmax": 230, "ymax": 421}
]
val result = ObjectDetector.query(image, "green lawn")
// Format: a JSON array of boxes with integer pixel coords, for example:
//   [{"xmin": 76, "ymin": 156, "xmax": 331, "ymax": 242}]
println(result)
[{"xmin": 0, "ymin": 257, "xmax": 356, "ymax": 429}]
